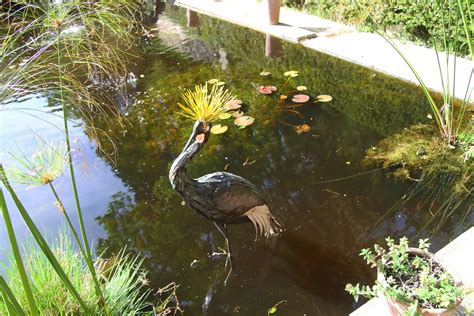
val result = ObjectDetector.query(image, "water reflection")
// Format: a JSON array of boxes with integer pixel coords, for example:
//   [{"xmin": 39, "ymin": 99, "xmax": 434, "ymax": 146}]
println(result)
[
  {"xmin": 265, "ymin": 34, "xmax": 283, "ymax": 58},
  {"xmin": 186, "ymin": 9, "xmax": 200, "ymax": 27}
]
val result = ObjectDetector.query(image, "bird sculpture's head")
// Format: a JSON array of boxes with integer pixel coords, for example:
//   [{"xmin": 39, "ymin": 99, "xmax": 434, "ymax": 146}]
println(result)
[{"xmin": 184, "ymin": 120, "xmax": 210, "ymax": 150}]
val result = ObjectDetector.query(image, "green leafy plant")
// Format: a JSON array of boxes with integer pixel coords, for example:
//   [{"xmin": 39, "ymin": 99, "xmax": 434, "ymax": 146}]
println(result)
[
  {"xmin": 346, "ymin": 237, "xmax": 463, "ymax": 315},
  {"xmin": 0, "ymin": 229, "xmax": 177, "ymax": 315},
  {"xmin": 1, "ymin": 1, "xmax": 145, "ymax": 314}
]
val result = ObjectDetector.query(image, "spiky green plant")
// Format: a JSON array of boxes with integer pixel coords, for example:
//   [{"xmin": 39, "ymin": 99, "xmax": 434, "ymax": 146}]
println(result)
[
  {"xmin": 1, "ymin": 1, "xmax": 144, "ymax": 314},
  {"xmin": 178, "ymin": 82, "xmax": 237, "ymax": 122},
  {"xmin": 0, "ymin": 231, "xmax": 158, "ymax": 315},
  {"xmin": 5, "ymin": 140, "xmax": 68, "ymax": 186},
  {"xmin": 378, "ymin": 0, "xmax": 472, "ymax": 146}
]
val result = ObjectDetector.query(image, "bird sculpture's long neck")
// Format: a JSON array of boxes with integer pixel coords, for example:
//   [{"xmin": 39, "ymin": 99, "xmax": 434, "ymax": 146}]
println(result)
[{"xmin": 169, "ymin": 132, "xmax": 205, "ymax": 193}]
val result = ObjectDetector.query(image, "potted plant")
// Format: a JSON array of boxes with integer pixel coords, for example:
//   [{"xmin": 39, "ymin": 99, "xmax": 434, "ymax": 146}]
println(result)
[{"xmin": 346, "ymin": 237, "xmax": 464, "ymax": 316}]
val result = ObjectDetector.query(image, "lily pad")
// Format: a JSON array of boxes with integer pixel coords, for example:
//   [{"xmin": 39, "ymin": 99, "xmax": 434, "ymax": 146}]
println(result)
[
  {"xmin": 296, "ymin": 86, "xmax": 307, "ymax": 91},
  {"xmin": 295, "ymin": 124, "xmax": 311, "ymax": 134},
  {"xmin": 232, "ymin": 110, "xmax": 244, "ymax": 118},
  {"xmin": 224, "ymin": 99, "xmax": 242, "ymax": 111},
  {"xmin": 292, "ymin": 94, "xmax": 310, "ymax": 103},
  {"xmin": 210, "ymin": 124, "xmax": 228, "ymax": 134},
  {"xmin": 284, "ymin": 70, "xmax": 299, "ymax": 77},
  {"xmin": 258, "ymin": 85, "xmax": 277, "ymax": 94},
  {"xmin": 316, "ymin": 95, "xmax": 332, "ymax": 102},
  {"xmin": 218, "ymin": 113, "xmax": 232, "ymax": 120},
  {"xmin": 234, "ymin": 116, "xmax": 255, "ymax": 127}
]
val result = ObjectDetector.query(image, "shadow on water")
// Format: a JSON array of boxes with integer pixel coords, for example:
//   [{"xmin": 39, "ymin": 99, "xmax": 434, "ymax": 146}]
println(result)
[{"xmin": 1, "ymin": 3, "xmax": 471, "ymax": 315}]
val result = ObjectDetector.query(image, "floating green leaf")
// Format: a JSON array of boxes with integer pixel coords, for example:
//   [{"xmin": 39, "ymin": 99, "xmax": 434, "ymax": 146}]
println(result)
[
  {"xmin": 218, "ymin": 113, "xmax": 232, "ymax": 120},
  {"xmin": 284, "ymin": 70, "xmax": 298, "ymax": 77},
  {"xmin": 315, "ymin": 95, "xmax": 332, "ymax": 102},
  {"xmin": 210, "ymin": 124, "xmax": 228, "ymax": 134}
]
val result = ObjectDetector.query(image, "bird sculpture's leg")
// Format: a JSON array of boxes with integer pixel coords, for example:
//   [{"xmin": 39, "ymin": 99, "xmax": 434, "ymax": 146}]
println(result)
[{"xmin": 213, "ymin": 222, "xmax": 233, "ymax": 285}]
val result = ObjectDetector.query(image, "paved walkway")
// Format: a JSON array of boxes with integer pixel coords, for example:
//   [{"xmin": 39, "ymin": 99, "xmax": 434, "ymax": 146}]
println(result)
[{"xmin": 175, "ymin": 0, "xmax": 473, "ymax": 103}]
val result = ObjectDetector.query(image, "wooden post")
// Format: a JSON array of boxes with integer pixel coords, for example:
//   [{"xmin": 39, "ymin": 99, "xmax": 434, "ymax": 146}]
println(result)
[{"xmin": 268, "ymin": 0, "xmax": 281, "ymax": 25}]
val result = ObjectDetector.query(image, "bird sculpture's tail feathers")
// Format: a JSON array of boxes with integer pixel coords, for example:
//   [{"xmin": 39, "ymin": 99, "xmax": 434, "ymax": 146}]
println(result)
[{"xmin": 245, "ymin": 205, "xmax": 283, "ymax": 240}]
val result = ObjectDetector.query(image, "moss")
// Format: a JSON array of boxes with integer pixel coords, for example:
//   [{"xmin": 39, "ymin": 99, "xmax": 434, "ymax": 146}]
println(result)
[{"xmin": 364, "ymin": 124, "xmax": 471, "ymax": 186}]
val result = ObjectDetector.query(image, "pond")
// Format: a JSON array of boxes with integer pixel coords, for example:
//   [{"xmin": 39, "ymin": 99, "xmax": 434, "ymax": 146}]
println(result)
[{"xmin": 1, "ymin": 5, "xmax": 471, "ymax": 315}]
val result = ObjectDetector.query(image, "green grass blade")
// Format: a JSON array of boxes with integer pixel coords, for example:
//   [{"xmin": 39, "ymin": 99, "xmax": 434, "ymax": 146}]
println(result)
[
  {"xmin": 377, "ymin": 32, "xmax": 443, "ymax": 135},
  {"xmin": 0, "ymin": 276, "xmax": 26, "ymax": 316},
  {"xmin": 0, "ymin": 189, "xmax": 38, "ymax": 316},
  {"xmin": 0, "ymin": 165, "xmax": 90, "ymax": 313}
]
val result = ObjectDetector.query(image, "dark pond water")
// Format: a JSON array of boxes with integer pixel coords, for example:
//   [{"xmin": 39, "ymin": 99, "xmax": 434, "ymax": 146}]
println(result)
[{"xmin": 1, "ymin": 5, "xmax": 471, "ymax": 315}]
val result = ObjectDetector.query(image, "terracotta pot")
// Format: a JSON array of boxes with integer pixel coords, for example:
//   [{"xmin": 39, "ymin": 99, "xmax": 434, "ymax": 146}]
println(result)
[
  {"xmin": 377, "ymin": 248, "xmax": 463, "ymax": 316},
  {"xmin": 267, "ymin": 0, "xmax": 281, "ymax": 25}
]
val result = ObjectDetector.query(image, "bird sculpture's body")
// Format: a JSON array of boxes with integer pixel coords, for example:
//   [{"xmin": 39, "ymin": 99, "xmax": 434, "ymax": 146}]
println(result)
[{"xmin": 169, "ymin": 120, "xmax": 283, "ymax": 270}]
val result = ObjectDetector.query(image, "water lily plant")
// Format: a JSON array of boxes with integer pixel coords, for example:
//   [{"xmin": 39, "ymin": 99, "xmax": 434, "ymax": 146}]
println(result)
[{"xmin": 256, "ymin": 69, "xmax": 333, "ymax": 133}]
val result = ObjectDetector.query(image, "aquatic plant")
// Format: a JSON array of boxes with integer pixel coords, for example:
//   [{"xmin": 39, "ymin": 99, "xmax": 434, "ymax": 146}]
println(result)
[
  {"xmin": 0, "ymin": 230, "xmax": 176, "ymax": 315},
  {"xmin": 379, "ymin": 0, "xmax": 472, "ymax": 146},
  {"xmin": 365, "ymin": 124, "xmax": 473, "ymax": 233},
  {"xmin": 1, "ymin": 1, "xmax": 145, "ymax": 314},
  {"xmin": 5, "ymin": 139, "xmax": 68, "ymax": 187},
  {"xmin": 178, "ymin": 82, "xmax": 237, "ymax": 122}
]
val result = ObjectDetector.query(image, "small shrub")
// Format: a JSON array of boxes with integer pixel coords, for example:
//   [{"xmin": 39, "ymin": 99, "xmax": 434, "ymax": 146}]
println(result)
[{"xmin": 346, "ymin": 237, "xmax": 463, "ymax": 315}]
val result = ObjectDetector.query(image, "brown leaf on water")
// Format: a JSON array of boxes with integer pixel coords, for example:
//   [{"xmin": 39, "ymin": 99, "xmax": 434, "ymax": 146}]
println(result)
[{"xmin": 295, "ymin": 124, "xmax": 311, "ymax": 134}]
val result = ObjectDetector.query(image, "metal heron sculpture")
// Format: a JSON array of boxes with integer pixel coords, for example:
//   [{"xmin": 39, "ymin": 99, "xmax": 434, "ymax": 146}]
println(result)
[{"xmin": 169, "ymin": 119, "xmax": 283, "ymax": 280}]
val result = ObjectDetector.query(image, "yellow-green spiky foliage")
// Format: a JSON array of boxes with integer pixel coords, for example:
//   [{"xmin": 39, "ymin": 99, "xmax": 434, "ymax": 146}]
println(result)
[
  {"xmin": 178, "ymin": 83, "xmax": 236, "ymax": 122},
  {"xmin": 5, "ymin": 140, "xmax": 68, "ymax": 186}
]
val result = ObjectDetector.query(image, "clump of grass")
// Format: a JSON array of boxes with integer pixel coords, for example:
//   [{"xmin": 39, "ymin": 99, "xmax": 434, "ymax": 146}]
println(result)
[
  {"xmin": 178, "ymin": 82, "xmax": 237, "ymax": 122},
  {"xmin": 0, "ymin": 231, "xmax": 173, "ymax": 315}
]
